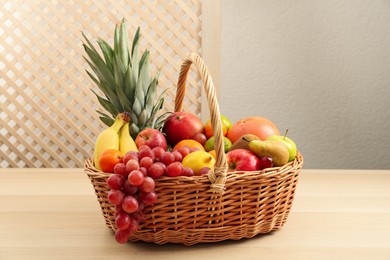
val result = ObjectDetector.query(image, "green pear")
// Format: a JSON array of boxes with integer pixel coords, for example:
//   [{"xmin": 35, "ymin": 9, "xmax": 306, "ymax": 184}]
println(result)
[{"xmin": 248, "ymin": 140, "xmax": 290, "ymax": 166}]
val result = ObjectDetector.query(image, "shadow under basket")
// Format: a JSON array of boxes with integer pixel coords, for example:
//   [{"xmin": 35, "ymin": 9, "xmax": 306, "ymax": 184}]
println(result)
[{"xmin": 83, "ymin": 53, "xmax": 304, "ymax": 246}]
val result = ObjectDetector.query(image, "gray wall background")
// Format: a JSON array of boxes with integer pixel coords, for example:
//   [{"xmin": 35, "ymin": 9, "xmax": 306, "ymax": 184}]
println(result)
[{"xmin": 219, "ymin": 0, "xmax": 390, "ymax": 169}]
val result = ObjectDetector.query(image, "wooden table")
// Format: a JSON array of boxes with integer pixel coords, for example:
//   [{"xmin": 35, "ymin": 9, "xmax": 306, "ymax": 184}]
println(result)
[{"xmin": 0, "ymin": 169, "xmax": 389, "ymax": 260}]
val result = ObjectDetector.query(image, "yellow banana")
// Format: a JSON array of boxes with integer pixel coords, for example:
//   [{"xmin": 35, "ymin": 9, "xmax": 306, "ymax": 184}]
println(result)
[
  {"xmin": 119, "ymin": 122, "xmax": 138, "ymax": 155},
  {"xmin": 93, "ymin": 113, "xmax": 128, "ymax": 169}
]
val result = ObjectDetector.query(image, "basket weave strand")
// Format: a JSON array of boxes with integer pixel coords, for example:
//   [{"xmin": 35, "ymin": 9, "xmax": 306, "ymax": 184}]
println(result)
[{"xmin": 84, "ymin": 53, "xmax": 304, "ymax": 246}]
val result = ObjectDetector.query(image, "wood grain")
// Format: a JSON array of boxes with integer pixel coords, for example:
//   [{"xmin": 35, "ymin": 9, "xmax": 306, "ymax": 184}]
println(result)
[{"xmin": 0, "ymin": 169, "xmax": 389, "ymax": 260}]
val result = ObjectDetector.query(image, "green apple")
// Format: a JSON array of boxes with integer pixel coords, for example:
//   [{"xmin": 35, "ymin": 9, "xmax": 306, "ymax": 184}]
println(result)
[{"xmin": 267, "ymin": 131, "xmax": 297, "ymax": 162}]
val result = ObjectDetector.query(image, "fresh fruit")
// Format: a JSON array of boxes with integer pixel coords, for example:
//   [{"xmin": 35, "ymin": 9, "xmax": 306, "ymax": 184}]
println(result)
[
  {"xmin": 99, "ymin": 149, "xmax": 123, "ymax": 173},
  {"xmin": 122, "ymin": 195, "xmax": 139, "ymax": 213},
  {"xmin": 108, "ymin": 189, "xmax": 125, "ymax": 205},
  {"xmin": 162, "ymin": 111, "xmax": 204, "ymax": 146},
  {"xmin": 93, "ymin": 113, "xmax": 128, "ymax": 169},
  {"xmin": 205, "ymin": 122, "xmax": 227, "ymax": 139},
  {"xmin": 229, "ymin": 134, "xmax": 260, "ymax": 151},
  {"xmin": 204, "ymin": 136, "xmax": 232, "ymax": 153},
  {"xmin": 135, "ymin": 128, "xmax": 167, "ymax": 150},
  {"xmin": 199, "ymin": 167, "xmax": 211, "ymax": 176},
  {"xmin": 248, "ymin": 140, "xmax": 289, "ymax": 166},
  {"xmin": 125, "ymin": 159, "xmax": 140, "ymax": 174},
  {"xmin": 225, "ymin": 149, "xmax": 261, "ymax": 171},
  {"xmin": 259, "ymin": 156, "xmax": 273, "ymax": 170},
  {"xmin": 83, "ymin": 20, "xmax": 167, "ymax": 139},
  {"xmin": 139, "ymin": 191, "xmax": 158, "ymax": 206},
  {"xmin": 107, "ymin": 174, "xmax": 125, "ymax": 190},
  {"xmin": 266, "ymin": 130, "xmax": 297, "ymax": 162},
  {"xmin": 208, "ymin": 150, "xmax": 217, "ymax": 160},
  {"xmin": 119, "ymin": 122, "xmax": 138, "ymax": 155},
  {"xmin": 204, "ymin": 115, "xmax": 232, "ymax": 138},
  {"xmin": 192, "ymin": 132, "xmax": 207, "ymax": 146},
  {"xmin": 148, "ymin": 163, "xmax": 165, "ymax": 179},
  {"xmin": 227, "ymin": 116, "xmax": 280, "ymax": 143},
  {"xmin": 115, "ymin": 212, "xmax": 131, "ymax": 230},
  {"xmin": 160, "ymin": 152, "xmax": 175, "ymax": 166},
  {"xmin": 166, "ymin": 162, "xmax": 184, "ymax": 177},
  {"xmin": 173, "ymin": 139, "xmax": 205, "ymax": 151},
  {"xmin": 175, "ymin": 146, "xmax": 190, "ymax": 158},
  {"xmin": 128, "ymin": 170, "xmax": 145, "ymax": 186},
  {"xmin": 122, "ymin": 151, "xmax": 138, "ymax": 165},
  {"xmin": 182, "ymin": 151, "xmax": 215, "ymax": 175}
]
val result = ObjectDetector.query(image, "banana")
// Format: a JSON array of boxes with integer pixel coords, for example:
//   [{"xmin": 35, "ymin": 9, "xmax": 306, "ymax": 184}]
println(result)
[
  {"xmin": 119, "ymin": 122, "xmax": 138, "ymax": 155},
  {"xmin": 93, "ymin": 113, "xmax": 128, "ymax": 169}
]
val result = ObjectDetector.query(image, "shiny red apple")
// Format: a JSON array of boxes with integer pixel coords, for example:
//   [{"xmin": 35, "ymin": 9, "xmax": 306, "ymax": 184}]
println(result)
[
  {"xmin": 226, "ymin": 149, "xmax": 261, "ymax": 171},
  {"xmin": 162, "ymin": 111, "xmax": 204, "ymax": 146},
  {"xmin": 135, "ymin": 128, "xmax": 167, "ymax": 150}
]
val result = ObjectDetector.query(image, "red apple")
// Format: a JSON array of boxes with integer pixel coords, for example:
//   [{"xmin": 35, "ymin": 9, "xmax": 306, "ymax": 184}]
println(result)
[
  {"xmin": 226, "ymin": 149, "xmax": 261, "ymax": 171},
  {"xmin": 162, "ymin": 111, "xmax": 204, "ymax": 146},
  {"xmin": 135, "ymin": 128, "xmax": 167, "ymax": 150}
]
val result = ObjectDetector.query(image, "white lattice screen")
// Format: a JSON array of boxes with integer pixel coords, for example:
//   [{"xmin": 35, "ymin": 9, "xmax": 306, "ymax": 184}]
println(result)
[{"xmin": 0, "ymin": 0, "xmax": 203, "ymax": 168}]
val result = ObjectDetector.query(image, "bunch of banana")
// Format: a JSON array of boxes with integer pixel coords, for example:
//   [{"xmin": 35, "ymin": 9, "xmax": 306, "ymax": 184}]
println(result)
[{"xmin": 93, "ymin": 112, "xmax": 138, "ymax": 170}]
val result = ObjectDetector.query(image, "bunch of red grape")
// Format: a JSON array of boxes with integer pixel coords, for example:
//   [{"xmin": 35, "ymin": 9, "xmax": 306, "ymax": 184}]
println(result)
[{"xmin": 106, "ymin": 145, "xmax": 200, "ymax": 243}]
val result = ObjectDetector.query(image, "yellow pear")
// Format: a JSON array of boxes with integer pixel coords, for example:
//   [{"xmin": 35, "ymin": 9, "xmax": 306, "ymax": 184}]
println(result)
[{"xmin": 248, "ymin": 140, "xmax": 289, "ymax": 166}]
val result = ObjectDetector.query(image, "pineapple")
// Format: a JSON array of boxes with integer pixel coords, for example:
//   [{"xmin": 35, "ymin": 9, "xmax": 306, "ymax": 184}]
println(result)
[{"xmin": 82, "ymin": 19, "xmax": 167, "ymax": 139}]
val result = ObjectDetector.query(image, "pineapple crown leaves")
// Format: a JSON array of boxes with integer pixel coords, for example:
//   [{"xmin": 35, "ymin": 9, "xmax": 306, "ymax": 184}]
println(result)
[{"xmin": 82, "ymin": 19, "xmax": 167, "ymax": 138}]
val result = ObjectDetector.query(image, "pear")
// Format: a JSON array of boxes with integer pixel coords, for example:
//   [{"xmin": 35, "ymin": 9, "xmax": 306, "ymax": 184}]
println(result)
[
  {"xmin": 248, "ymin": 140, "xmax": 289, "ymax": 166},
  {"xmin": 229, "ymin": 134, "xmax": 260, "ymax": 151}
]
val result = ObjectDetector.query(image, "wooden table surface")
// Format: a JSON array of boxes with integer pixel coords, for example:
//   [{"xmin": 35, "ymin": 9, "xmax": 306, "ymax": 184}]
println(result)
[{"xmin": 0, "ymin": 168, "xmax": 389, "ymax": 260}]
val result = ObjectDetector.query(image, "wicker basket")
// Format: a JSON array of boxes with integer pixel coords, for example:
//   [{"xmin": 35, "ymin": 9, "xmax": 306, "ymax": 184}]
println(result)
[{"xmin": 84, "ymin": 52, "xmax": 304, "ymax": 246}]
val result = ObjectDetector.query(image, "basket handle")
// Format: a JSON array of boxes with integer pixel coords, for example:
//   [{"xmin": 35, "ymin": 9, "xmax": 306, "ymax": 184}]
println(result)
[{"xmin": 175, "ymin": 52, "xmax": 228, "ymax": 194}]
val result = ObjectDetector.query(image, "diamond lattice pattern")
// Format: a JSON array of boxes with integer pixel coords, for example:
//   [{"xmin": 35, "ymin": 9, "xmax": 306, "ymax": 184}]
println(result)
[{"xmin": 0, "ymin": 0, "xmax": 202, "ymax": 168}]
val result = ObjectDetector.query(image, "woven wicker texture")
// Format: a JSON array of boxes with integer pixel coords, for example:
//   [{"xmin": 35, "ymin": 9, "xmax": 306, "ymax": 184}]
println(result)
[
  {"xmin": 84, "ymin": 53, "xmax": 304, "ymax": 246},
  {"xmin": 0, "ymin": 0, "xmax": 201, "ymax": 168}
]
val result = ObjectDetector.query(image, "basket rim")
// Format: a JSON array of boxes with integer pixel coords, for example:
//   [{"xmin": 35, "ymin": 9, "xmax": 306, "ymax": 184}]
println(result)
[{"xmin": 84, "ymin": 151, "xmax": 304, "ymax": 183}]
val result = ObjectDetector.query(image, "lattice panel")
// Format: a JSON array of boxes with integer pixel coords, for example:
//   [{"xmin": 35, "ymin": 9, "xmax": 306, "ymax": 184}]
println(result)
[{"xmin": 0, "ymin": 0, "xmax": 202, "ymax": 168}]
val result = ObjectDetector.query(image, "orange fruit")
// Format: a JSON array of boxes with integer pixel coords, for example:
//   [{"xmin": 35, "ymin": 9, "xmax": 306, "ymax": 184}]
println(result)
[
  {"xmin": 208, "ymin": 150, "xmax": 217, "ymax": 160},
  {"xmin": 173, "ymin": 139, "xmax": 205, "ymax": 151},
  {"xmin": 98, "ymin": 149, "xmax": 123, "ymax": 173},
  {"xmin": 205, "ymin": 121, "xmax": 227, "ymax": 139}
]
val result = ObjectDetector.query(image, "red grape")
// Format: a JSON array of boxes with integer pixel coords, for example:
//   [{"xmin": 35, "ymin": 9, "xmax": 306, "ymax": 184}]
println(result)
[
  {"xmin": 139, "ymin": 176, "xmax": 155, "ymax": 192},
  {"xmin": 171, "ymin": 150, "xmax": 183, "ymax": 162},
  {"xmin": 128, "ymin": 170, "xmax": 145, "ymax": 186},
  {"xmin": 139, "ymin": 191, "xmax": 157, "ymax": 206},
  {"xmin": 259, "ymin": 156, "xmax": 273, "ymax": 170},
  {"xmin": 139, "ymin": 167, "xmax": 148, "ymax": 176},
  {"xmin": 115, "ymin": 212, "xmax": 131, "ymax": 230},
  {"xmin": 138, "ymin": 147, "xmax": 155, "ymax": 161},
  {"xmin": 122, "ymin": 195, "xmax": 139, "ymax": 213},
  {"xmin": 199, "ymin": 167, "xmax": 211, "ymax": 176},
  {"xmin": 152, "ymin": 147, "xmax": 165, "ymax": 161},
  {"xmin": 128, "ymin": 218, "xmax": 139, "ymax": 234},
  {"xmin": 125, "ymin": 159, "xmax": 139, "ymax": 174},
  {"xmin": 139, "ymin": 156, "xmax": 153, "ymax": 169},
  {"xmin": 182, "ymin": 167, "xmax": 194, "ymax": 177},
  {"xmin": 123, "ymin": 180, "xmax": 138, "ymax": 195},
  {"xmin": 176, "ymin": 146, "xmax": 190, "ymax": 158},
  {"xmin": 114, "ymin": 228, "xmax": 131, "ymax": 244},
  {"xmin": 166, "ymin": 162, "xmax": 183, "ymax": 177},
  {"xmin": 123, "ymin": 151, "xmax": 138, "ymax": 165},
  {"xmin": 160, "ymin": 152, "xmax": 175, "ymax": 166},
  {"xmin": 132, "ymin": 211, "xmax": 144, "ymax": 222},
  {"xmin": 113, "ymin": 163, "xmax": 127, "ymax": 176},
  {"xmin": 107, "ymin": 174, "xmax": 125, "ymax": 190},
  {"xmin": 108, "ymin": 189, "xmax": 125, "ymax": 205},
  {"xmin": 148, "ymin": 163, "xmax": 165, "ymax": 179}
]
